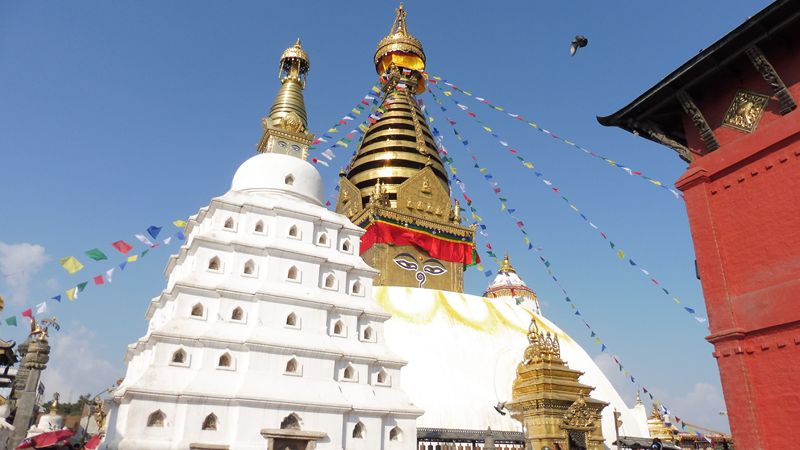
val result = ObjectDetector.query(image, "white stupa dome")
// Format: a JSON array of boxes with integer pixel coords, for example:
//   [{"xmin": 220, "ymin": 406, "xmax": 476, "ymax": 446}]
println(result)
[{"xmin": 231, "ymin": 153, "xmax": 323, "ymax": 205}]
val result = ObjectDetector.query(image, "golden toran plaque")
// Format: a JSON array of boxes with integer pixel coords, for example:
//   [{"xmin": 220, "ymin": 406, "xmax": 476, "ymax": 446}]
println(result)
[{"xmin": 722, "ymin": 88, "xmax": 769, "ymax": 133}]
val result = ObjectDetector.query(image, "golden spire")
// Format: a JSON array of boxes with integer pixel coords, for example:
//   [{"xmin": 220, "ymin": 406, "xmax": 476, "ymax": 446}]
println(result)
[
  {"xmin": 268, "ymin": 39, "xmax": 310, "ymax": 134},
  {"xmin": 500, "ymin": 253, "xmax": 517, "ymax": 273},
  {"xmin": 257, "ymin": 39, "xmax": 313, "ymax": 155}
]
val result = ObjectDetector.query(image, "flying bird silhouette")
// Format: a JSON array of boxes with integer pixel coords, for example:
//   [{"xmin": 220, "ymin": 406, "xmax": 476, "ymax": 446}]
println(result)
[{"xmin": 570, "ymin": 35, "xmax": 589, "ymax": 56}]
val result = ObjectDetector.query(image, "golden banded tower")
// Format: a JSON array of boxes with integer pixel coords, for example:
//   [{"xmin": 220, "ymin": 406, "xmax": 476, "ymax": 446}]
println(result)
[{"xmin": 336, "ymin": 4, "xmax": 477, "ymax": 292}]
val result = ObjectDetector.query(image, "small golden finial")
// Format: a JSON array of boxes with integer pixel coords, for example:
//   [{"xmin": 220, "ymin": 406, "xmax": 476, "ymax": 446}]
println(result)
[{"xmin": 500, "ymin": 253, "xmax": 516, "ymax": 273}]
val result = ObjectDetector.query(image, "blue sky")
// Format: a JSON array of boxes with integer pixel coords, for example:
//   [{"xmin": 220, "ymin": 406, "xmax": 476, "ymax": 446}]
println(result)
[{"xmin": 0, "ymin": 0, "xmax": 773, "ymax": 431}]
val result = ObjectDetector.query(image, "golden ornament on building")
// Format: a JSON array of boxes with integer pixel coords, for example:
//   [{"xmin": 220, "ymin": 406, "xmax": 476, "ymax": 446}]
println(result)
[{"xmin": 722, "ymin": 88, "xmax": 769, "ymax": 133}]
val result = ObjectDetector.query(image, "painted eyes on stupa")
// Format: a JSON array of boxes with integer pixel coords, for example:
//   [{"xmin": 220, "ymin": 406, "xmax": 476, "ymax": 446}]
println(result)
[
  {"xmin": 422, "ymin": 261, "xmax": 447, "ymax": 276},
  {"xmin": 393, "ymin": 254, "xmax": 419, "ymax": 271},
  {"xmin": 291, "ymin": 145, "xmax": 300, "ymax": 153}
]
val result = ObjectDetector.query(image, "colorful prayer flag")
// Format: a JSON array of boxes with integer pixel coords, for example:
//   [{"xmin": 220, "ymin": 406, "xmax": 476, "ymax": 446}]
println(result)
[
  {"xmin": 173, "ymin": 220, "xmax": 187, "ymax": 228},
  {"xmin": 5, "ymin": 317, "xmax": 17, "ymax": 326},
  {"xmin": 135, "ymin": 234, "xmax": 156, "ymax": 247},
  {"xmin": 59, "ymin": 256, "xmax": 84, "ymax": 274},
  {"xmin": 66, "ymin": 287, "xmax": 78, "ymax": 301},
  {"xmin": 51, "ymin": 295, "xmax": 62, "ymax": 303},
  {"xmin": 21, "ymin": 309, "xmax": 32, "ymax": 319},
  {"xmin": 147, "ymin": 225, "xmax": 162, "ymax": 240},
  {"xmin": 112, "ymin": 240, "xmax": 133, "ymax": 254},
  {"xmin": 127, "ymin": 255, "xmax": 138, "ymax": 262},
  {"xmin": 77, "ymin": 281, "xmax": 88, "ymax": 292},
  {"xmin": 84, "ymin": 248, "xmax": 108, "ymax": 261},
  {"xmin": 36, "ymin": 302, "xmax": 47, "ymax": 315},
  {"xmin": 93, "ymin": 275, "xmax": 104, "ymax": 285}
]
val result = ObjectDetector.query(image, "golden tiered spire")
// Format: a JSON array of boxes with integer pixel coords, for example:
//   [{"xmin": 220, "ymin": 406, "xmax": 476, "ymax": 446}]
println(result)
[
  {"xmin": 335, "ymin": 4, "xmax": 477, "ymax": 293},
  {"xmin": 256, "ymin": 39, "xmax": 313, "ymax": 158},
  {"xmin": 339, "ymin": 3, "xmax": 445, "ymax": 210}
]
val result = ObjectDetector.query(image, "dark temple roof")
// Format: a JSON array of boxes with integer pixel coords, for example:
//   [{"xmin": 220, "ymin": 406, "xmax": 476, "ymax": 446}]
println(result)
[{"xmin": 597, "ymin": 0, "xmax": 800, "ymax": 153}]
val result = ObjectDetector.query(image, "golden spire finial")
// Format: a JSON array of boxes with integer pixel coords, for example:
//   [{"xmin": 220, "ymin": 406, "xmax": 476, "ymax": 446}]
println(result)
[
  {"xmin": 500, "ymin": 253, "xmax": 517, "ymax": 273},
  {"xmin": 391, "ymin": 3, "xmax": 408, "ymax": 36},
  {"xmin": 374, "ymin": 4, "xmax": 425, "ymax": 74}
]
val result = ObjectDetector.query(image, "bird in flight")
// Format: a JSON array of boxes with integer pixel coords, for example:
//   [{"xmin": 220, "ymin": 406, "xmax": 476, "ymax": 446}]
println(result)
[{"xmin": 570, "ymin": 35, "xmax": 589, "ymax": 56}]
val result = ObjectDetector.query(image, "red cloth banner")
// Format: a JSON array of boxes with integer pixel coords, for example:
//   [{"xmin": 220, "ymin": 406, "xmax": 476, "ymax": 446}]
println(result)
[{"xmin": 360, "ymin": 221, "xmax": 476, "ymax": 265}]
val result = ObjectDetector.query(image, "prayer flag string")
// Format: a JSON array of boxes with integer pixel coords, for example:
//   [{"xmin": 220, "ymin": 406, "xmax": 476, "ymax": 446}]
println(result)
[
  {"xmin": 427, "ymin": 85, "xmax": 707, "ymax": 326},
  {"xmin": 4, "ymin": 223, "xmax": 187, "ymax": 326},
  {"xmin": 419, "ymin": 100, "xmax": 502, "ymax": 275},
  {"xmin": 425, "ymin": 92, "xmax": 714, "ymax": 439},
  {"xmin": 428, "ymin": 75, "xmax": 682, "ymax": 200},
  {"xmin": 308, "ymin": 85, "xmax": 384, "ymax": 167}
]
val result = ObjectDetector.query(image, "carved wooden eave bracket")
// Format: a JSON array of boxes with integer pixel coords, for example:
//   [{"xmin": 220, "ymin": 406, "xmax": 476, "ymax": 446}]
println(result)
[
  {"xmin": 676, "ymin": 90, "xmax": 720, "ymax": 153},
  {"xmin": 627, "ymin": 119, "xmax": 693, "ymax": 163},
  {"xmin": 745, "ymin": 45, "xmax": 797, "ymax": 115}
]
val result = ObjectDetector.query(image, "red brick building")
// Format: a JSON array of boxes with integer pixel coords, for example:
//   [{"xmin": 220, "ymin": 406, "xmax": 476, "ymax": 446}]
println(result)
[{"xmin": 599, "ymin": 1, "xmax": 800, "ymax": 448}]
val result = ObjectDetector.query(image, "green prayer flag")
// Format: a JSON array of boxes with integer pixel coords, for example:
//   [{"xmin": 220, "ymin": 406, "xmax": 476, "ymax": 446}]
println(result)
[
  {"xmin": 77, "ymin": 281, "xmax": 88, "ymax": 292},
  {"xmin": 84, "ymin": 248, "xmax": 108, "ymax": 261},
  {"xmin": 141, "ymin": 249, "xmax": 150, "ymax": 258},
  {"xmin": 5, "ymin": 316, "xmax": 17, "ymax": 326}
]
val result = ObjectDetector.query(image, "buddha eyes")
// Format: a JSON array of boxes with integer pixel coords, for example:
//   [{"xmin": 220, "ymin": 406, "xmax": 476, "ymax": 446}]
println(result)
[
  {"xmin": 423, "ymin": 265, "xmax": 447, "ymax": 276},
  {"xmin": 393, "ymin": 258, "xmax": 418, "ymax": 271}
]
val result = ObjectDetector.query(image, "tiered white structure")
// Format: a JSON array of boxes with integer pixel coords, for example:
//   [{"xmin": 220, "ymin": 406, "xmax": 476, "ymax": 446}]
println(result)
[{"xmin": 102, "ymin": 40, "xmax": 421, "ymax": 450}]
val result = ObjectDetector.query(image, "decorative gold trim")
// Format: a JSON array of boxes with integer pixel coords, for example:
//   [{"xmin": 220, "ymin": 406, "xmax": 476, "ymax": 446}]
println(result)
[{"xmin": 722, "ymin": 88, "xmax": 769, "ymax": 133}]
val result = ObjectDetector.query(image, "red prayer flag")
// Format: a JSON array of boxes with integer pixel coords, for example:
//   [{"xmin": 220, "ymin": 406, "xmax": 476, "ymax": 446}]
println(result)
[
  {"xmin": 21, "ymin": 308, "xmax": 33, "ymax": 319},
  {"xmin": 94, "ymin": 275, "xmax": 105, "ymax": 285},
  {"xmin": 112, "ymin": 240, "xmax": 133, "ymax": 254}
]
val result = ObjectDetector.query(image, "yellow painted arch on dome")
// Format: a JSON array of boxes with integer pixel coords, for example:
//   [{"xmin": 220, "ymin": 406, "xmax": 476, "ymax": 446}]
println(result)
[{"xmin": 373, "ymin": 287, "xmax": 565, "ymax": 339}]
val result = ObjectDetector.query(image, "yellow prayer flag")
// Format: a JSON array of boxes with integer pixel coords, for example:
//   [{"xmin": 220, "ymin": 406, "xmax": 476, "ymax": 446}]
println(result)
[
  {"xmin": 449, "ymin": 166, "xmax": 457, "ymax": 175},
  {"xmin": 173, "ymin": 220, "xmax": 187, "ymax": 228},
  {"xmin": 443, "ymin": 91, "xmax": 452, "ymax": 96},
  {"xmin": 127, "ymin": 255, "xmax": 139, "ymax": 263},
  {"xmin": 328, "ymin": 128, "xmax": 338, "ymax": 133},
  {"xmin": 66, "ymin": 287, "xmax": 78, "ymax": 301},
  {"xmin": 649, "ymin": 180, "xmax": 663, "ymax": 186},
  {"xmin": 59, "ymin": 256, "xmax": 84, "ymax": 274},
  {"xmin": 673, "ymin": 297, "xmax": 682, "ymax": 304},
  {"xmin": 616, "ymin": 250, "xmax": 625, "ymax": 259},
  {"xmin": 471, "ymin": 213, "xmax": 482, "ymax": 221},
  {"xmin": 523, "ymin": 162, "xmax": 534, "ymax": 169},
  {"xmin": 528, "ymin": 122, "xmax": 538, "ymax": 128},
  {"xmin": 463, "ymin": 91, "xmax": 472, "ymax": 96},
  {"xmin": 483, "ymin": 127, "xmax": 492, "ymax": 132}
]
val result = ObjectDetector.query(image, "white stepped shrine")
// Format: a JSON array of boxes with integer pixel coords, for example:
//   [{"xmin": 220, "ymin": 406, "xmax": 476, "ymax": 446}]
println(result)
[{"xmin": 101, "ymin": 151, "xmax": 422, "ymax": 450}]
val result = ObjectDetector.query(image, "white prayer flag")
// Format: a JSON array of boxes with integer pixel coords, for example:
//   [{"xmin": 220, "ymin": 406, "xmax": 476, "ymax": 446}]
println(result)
[{"xmin": 135, "ymin": 233, "xmax": 156, "ymax": 247}]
